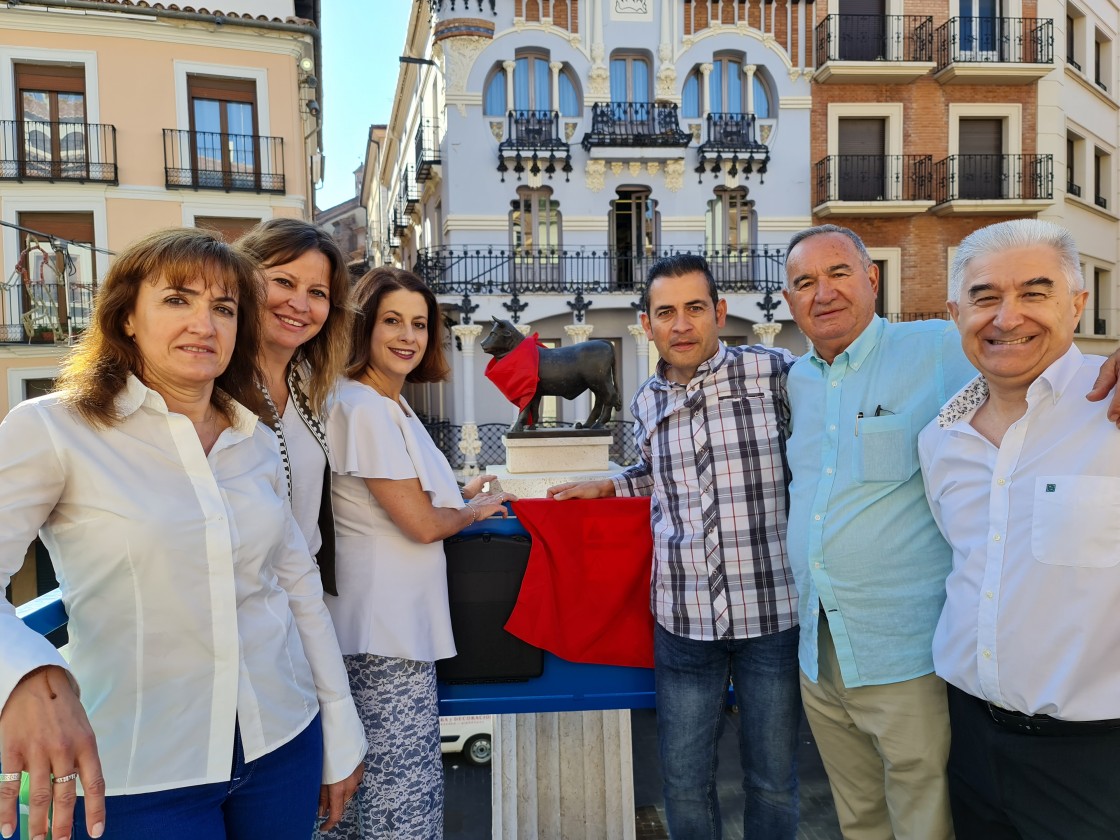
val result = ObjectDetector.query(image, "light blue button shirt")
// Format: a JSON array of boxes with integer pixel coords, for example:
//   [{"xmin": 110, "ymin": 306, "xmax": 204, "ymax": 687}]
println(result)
[{"xmin": 786, "ymin": 317, "xmax": 976, "ymax": 687}]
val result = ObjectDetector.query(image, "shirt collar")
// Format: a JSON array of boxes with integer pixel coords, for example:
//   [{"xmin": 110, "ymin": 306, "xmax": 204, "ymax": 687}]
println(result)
[
  {"xmin": 117, "ymin": 374, "xmax": 259, "ymax": 437},
  {"xmin": 653, "ymin": 341, "xmax": 728, "ymax": 389},
  {"xmin": 937, "ymin": 344, "xmax": 1085, "ymax": 428},
  {"xmin": 809, "ymin": 316, "xmax": 883, "ymax": 371}
]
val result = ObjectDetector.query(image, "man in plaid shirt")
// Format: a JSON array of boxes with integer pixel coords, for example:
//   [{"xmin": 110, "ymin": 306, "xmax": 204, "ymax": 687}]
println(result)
[{"xmin": 550, "ymin": 254, "xmax": 800, "ymax": 839}]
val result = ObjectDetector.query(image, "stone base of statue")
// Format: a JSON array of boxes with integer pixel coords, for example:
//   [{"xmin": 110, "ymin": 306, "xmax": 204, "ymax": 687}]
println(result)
[
  {"xmin": 486, "ymin": 428, "xmax": 636, "ymax": 840},
  {"xmin": 487, "ymin": 428, "xmax": 623, "ymax": 499}
]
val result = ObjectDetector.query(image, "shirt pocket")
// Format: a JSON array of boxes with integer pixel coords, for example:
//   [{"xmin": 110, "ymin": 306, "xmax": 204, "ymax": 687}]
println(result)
[
  {"xmin": 1030, "ymin": 476, "xmax": 1120, "ymax": 567},
  {"xmin": 853, "ymin": 413, "xmax": 915, "ymax": 483}
]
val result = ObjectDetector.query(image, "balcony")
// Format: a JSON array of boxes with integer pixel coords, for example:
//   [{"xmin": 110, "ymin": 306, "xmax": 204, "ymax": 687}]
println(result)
[
  {"xmin": 694, "ymin": 112, "xmax": 770, "ymax": 178},
  {"xmin": 580, "ymin": 102, "xmax": 691, "ymax": 153},
  {"xmin": 934, "ymin": 17, "xmax": 1054, "ymax": 84},
  {"xmin": 813, "ymin": 155, "xmax": 934, "ymax": 216},
  {"xmin": 1068, "ymin": 181, "xmax": 1082, "ymax": 197},
  {"xmin": 0, "ymin": 120, "xmax": 117, "ymax": 183},
  {"xmin": 931, "ymin": 153, "xmax": 1053, "ymax": 214},
  {"xmin": 415, "ymin": 118, "xmax": 441, "ymax": 182},
  {"xmin": 814, "ymin": 15, "xmax": 935, "ymax": 83},
  {"xmin": 0, "ymin": 268, "xmax": 95, "ymax": 344},
  {"xmin": 414, "ymin": 245, "xmax": 786, "ymax": 296},
  {"xmin": 162, "ymin": 129, "xmax": 284, "ymax": 193},
  {"xmin": 497, "ymin": 110, "xmax": 572, "ymax": 181},
  {"xmin": 402, "ymin": 167, "xmax": 421, "ymax": 214}
]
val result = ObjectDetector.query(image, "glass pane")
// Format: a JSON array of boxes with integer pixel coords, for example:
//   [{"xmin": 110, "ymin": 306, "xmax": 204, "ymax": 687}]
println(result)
[
  {"xmin": 485, "ymin": 71, "xmax": 507, "ymax": 115},
  {"xmin": 558, "ymin": 73, "xmax": 579, "ymax": 117},
  {"xmin": 610, "ymin": 59, "xmax": 628, "ymax": 102},
  {"xmin": 631, "ymin": 60, "xmax": 649, "ymax": 101},
  {"xmin": 57, "ymin": 93, "xmax": 85, "ymax": 123},
  {"xmin": 682, "ymin": 75, "xmax": 700, "ymax": 118},
  {"xmin": 727, "ymin": 62, "xmax": 742, "ymax": 113},
  {"xmin": 22, "ymin": 91, "xmax": 50, "ymax": 122},
  {"xmin": 753, "ymin": 77, "xmax": 770, "ymax": 119},
  {"xmin": 534, "ymin": 58, "xmax": 550, "ymax": 110},
  {"xmin": 514, "ymin": 58, "xmax": 530, "ymax": 110},
  {"xmin": 710, "ymin": 62, "xmax": 723, "ymax": 112},
  {"xmin": 193, "ymin": 98, "xmax": 221, "ymax": 135},
  {"xmin": 226, "ymin": 101, "xmax": 253, "ymax": 137},
  {"xmin": 226, "ymin": 102, "xmax": 255, "ymax": 178}
]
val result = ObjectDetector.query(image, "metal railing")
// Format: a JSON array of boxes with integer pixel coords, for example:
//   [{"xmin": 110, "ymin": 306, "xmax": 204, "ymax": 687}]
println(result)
[
  {"xmin": 581, "ymin": 102, "xmax": 691, "ymax": 150},
  {"xmin": 813, "ymin": 155, "xmax": 934, "ymax": 204},
  {"xmin": 415, "ymin": 118, "xmax": 441, "ymax": 181},
  {"xmin": 815, "ymin": 15, "xmax": 934, "ymax": 63},
  {"xmin": 1068, "ymin": 181, "xmax": 1082, "ymax": 197},
  {"xmin": 933, "ymin": 154, "xmax": 1053, "ymax": 203},
  {"xmin": 162, "ymin": 129, "xmax": 284, "ymax": 193},
  {"xmin": 935, "ymin": 17, "xmax": 1053, "ymax": 68},
  {"xmin": 882, "ymin": 311, "xmax": 949, "ymax": 322},
  {"xmin": 698, "ymin": 112, "xmax": 768, "ymax": 154},
  {"xmin": 421, "ymin": 419, "xmax": 641, "ymax": 470},
  {"xmin": 0, "ymin": 120, "xmax": 117, "ymax": 183},
  {"xmin": 0, "ymin": 272, "xmax": 96, "ymax": 343},
  {"xmin": 414, "ymin": 245, "xmax": 787, "ymax": 295}
]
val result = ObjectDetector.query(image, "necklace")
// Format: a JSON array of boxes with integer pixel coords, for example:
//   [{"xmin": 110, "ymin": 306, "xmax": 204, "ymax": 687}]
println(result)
[{"xmin": 361, "ymin": 374, "xmax": 410, "ymax": 417}]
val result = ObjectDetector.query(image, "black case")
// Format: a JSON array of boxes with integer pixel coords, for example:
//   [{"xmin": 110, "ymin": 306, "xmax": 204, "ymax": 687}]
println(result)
[{"xmin": 437, "ymin": 531, "xmax": 544, "ymax": 683}]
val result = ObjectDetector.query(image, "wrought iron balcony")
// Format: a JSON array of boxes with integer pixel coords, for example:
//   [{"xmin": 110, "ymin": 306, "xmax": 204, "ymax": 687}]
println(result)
[
  {"xmin": 497, "ymin": 110, "xmax": 572, "ymax": 181},
  {"xmin": 813, "ymin": 155, "xmax": 934, "ymax": 205},
  {"xmin": 1095, "ymin": 194, "xmax": 1108, "ymax": 209},
  {"xmin": 1068, "ymin": 181, "xmax": 1082, "ymax": 197},
  {"xmin": 0, "ymin": 268, "xmax": 96, "ymax": 344},
  {"xmin": 413, "ymin": 245, "xmax": 786, "ymax": 296},
  {"xmin": 0, "ymin": 120, "xmax": 117, "ymax": 183},
  {"xmin": 580, "ymin": 102, "xmax": 691, "ymax": 151},
  {"xmin": 402, "ymin": 167, "xmax": 421, "ymax": 214},
  {"xmin": 815, "ymin": 15, "xmax": 934, "ymax": 63},
  {"xmin": 162, "ymin": 129, "xmax": 284, "ymax": 193},
  {"xmin": 934, "ymin": 17, "xmax": 1053, "ymax": 71},
  {"xmin": 415, "ymin": 118, "xmax": 441, "ymax": 181},
  {"xmin": 425, "ymin": 0, "xmax": 496, "ymax": 13},
  {"xmin": 932, "ymin": 153, "xmax": 1053, "ymax": 204},
  {"xmin": 695, "ymin": 112, "xmax": 769, "ymax": 181},
  {"xmin": 883, "ymin": 311, "xmax": 950, "ymax": 322}
]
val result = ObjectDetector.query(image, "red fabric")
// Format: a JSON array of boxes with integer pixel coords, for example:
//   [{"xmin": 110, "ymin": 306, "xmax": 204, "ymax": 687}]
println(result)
[
  {"xmin": 484, "ymin": 333, "xmax": 545, "ymax": 424},
  {"xmin": 505, "ymin": 498, "xmax": 654, "ymax": 669}
]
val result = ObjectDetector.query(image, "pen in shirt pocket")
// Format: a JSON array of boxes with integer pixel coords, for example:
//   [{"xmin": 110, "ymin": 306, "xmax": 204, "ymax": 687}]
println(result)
[{"xmin": 856, "ymin": 405, "xmax": 895, "ymax": 436}]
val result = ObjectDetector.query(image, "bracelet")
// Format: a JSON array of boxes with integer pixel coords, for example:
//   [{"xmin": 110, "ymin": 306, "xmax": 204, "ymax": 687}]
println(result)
[{"xmin": 465, "ymin": 502, "xmax": 479, "ymax": 525}]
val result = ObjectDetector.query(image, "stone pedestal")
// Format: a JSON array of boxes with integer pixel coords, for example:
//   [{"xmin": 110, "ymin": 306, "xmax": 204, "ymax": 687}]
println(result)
[
  {"xmin": 752, "ymin": 321, "xmax": 783, "ymax": 347},
  {"xmin": 487, "ymin": 431, "xmax": 636, "ymax": 840}
]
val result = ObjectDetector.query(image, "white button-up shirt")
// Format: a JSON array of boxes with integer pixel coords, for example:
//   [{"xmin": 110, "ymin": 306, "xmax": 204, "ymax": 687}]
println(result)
[
  {"xmin": 919, "ymin": 347, "xmax": 1120, "ymax": 721},
  {"xmin": 0, "ymin": 376, "xmax": 366, "ymax": 794}
]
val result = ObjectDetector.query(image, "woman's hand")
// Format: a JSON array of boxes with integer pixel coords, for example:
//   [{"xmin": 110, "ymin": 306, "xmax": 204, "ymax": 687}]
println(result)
[
  {"xmin": 0, "ymin": 666, "xmax": 105, "ymax": 840},
  {"xmin": 318, "ymin": 761, "xmax": 363, "ymax": 832},
  {"xmin": 466, "ymin": 489, "xmax": 517, "ymax": 522},
  {"xmin": 461, "ymin": 474, "xmax": 499, "ymax": 501}
]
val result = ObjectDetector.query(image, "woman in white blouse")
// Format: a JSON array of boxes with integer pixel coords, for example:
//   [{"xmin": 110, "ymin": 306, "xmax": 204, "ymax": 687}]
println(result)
[
  {"xmin": 321, "ymin": 267, "xmax": 510, "ymax": 838},
  {"xmin": 0, "ymin": 229, "xmax": 365, "ymax": 840},
  {"xmin": 236, "ymin": 219, "xmax": 352, "ymax": 601}
]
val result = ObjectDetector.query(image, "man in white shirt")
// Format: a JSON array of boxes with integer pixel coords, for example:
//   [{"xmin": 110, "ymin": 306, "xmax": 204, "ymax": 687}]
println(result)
[{"xmin": 919, "ymin": 218, "xmax": 1120, "ymax": 840}]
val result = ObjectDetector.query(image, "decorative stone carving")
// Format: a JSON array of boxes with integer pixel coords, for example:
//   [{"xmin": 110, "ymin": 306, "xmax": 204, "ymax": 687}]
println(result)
[
  {"xmin": 516, "ymin": 323, "xmax": 533, "ymax": 336},
  {"xmin": 585, "ymin": 159, "xmax": 607, "ymax": 193},
  {"xmin": 564, "ymin": 122, "xmax": 578, "ymax": 141},
  {"xmin": 490, "ymin": 121, "xmax": 505, "ymax": 142},
  {"xmin": 655, "ymin": 64, "xmax": 677, "ymax": 99},
  {"xmin": 788, "ymin": 67, "xmax": 801, "ymax": 81},
  {"xmin": 690, "ymin": 123, "xmax": 702, "ymax": 143},
  {"xmin": 664, "ymin": 159, "xmax": 685, "ymax": 192},
  {"xmin": 457, "ymin": 423, "xmax": 482, "ymax": 476},
  {"xmin": 759, "ymin": 124, "xmax": 773, "ymax": 144},
  {"xmin": 564, "ymin": 323, "xmax": 595, "ymax": 343},
  {"xmin": 628, "ymin": 161, "xmax": 642, "ymax": 176},
  {"xmin": 528, "ymin": 171, "xmax": 543, "ymax": 189},
  {"xmin": 752, "ymin": 322, "xmax": 783, "ymax": 348},
  {"xmin": 443, "ymin": 37, "xmax": 490, "ymax": 98},
  {"xmin": 610, "ymin": 162, "xmax": 624, "ymax": 176},
  {"xmin": 646, "ymin": 161, "xmax": 660, "ymax": 175},
  {"xmin": 588, "ymin": 63, "xmax": 610, "ymax": 98}
]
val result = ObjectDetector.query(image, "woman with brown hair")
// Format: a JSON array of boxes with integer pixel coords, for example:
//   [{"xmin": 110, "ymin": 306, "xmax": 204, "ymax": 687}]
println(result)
[
  {"xmin": 235, "ymin": 218, "xmax": 353, "ymax": 599},
  {"xmin": 0, "ymin": 228, "xmax": 364, "ymax": 840},
  {"xmin": 320, "ymin": 267, "xmax": 510, "ymax": 838}
]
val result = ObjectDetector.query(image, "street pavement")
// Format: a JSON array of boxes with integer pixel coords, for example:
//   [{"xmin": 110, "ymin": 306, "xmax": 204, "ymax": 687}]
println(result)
[{"xmin": 444, "ymin": 708, "xmax": 842, "ymax": 839}]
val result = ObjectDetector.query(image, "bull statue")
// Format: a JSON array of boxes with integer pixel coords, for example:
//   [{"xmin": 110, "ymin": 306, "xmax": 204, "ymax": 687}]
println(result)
[{"xmin": 480, "ymin": 317, "xmax": 622, "ymax": 433}]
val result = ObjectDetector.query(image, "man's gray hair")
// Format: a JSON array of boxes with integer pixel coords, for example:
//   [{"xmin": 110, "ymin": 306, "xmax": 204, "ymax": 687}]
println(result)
[
  {"xmin": 785, "ymin": 225, "xmax": 872, "ymax": 287},
  {"xmin": 949, "ymin": 219, "xmax": 1084, "ymax": 302}
]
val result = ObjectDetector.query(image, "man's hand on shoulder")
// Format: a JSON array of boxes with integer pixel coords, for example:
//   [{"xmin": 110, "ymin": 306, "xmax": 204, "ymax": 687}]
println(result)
[
  {"xmin": 546, "ymin": 479, "xmax": 616, "ymax": 500},
  {"xmin": 1086, "ymin": 347, "xmax": 1120, "ymax": 426}
]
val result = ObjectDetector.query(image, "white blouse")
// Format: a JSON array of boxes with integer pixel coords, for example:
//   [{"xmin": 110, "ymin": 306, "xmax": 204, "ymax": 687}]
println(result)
[
  {"xmin": 281, "ymin": 396, "xmax": 326, "ymax": 557},
  {"xmin": 325, "ymin": 379, "xmax": 458, "ymax": 662},
  {"xmin": 0, "ymin": 376, "xmax": 366, "ymax": 795}
]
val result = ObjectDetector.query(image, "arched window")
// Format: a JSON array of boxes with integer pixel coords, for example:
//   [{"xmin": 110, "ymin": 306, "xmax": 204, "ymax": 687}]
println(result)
[
  {"xmin": 558, "ymin": 69, "xmax": 580, "ymax": 116},
  {"xmin": 484, "ymin": 65, "xmax": 506, "ymax": 116},
  {"xmin": 682, "ymin": 72, "xmax": 700, "ymax": 118},
  {"xmin": 486, "ymin": 55, "xmax": 580, "ymax": 116},
  {"xmin": 752, "ymin": 73, "xmax": 772, "ymax": 119},
  {"xmin": 710, "ymin": 52, "xmax": 745, "ymax": 114},
  {"xmin": 682, "ymin": 59, "xmax": 775, "ymax": 119},
  {"xmin": 514, "ymin": 52, "xmax": 551, "ymax": 111}
]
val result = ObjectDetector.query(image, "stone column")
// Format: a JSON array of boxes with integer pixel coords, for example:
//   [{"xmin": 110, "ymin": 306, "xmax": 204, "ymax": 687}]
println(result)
[
  {"xmin": 627, "ymin": 322, "xmax": 651, "ymax": 390},
  {"xmin": 451, "ymin": 324, "xmax": 484, "ymax": 475},
  {"xmin": 744, "ymin": 64, "xmax": 756, "ymax": 114},
  {"xmin": 503, "ymin": 60, "xmax": 516, "ymax": 112},
  {"xmin": 699, "ymin": 63, "xmax": 713, "ymax": 118},
  {"xmin": 564, "ymin": 323, "xmax": 594, "ymax": 426},
  {"xmin": 752, "ymin": 321, "xmax": 783, "ymax": 347},
  {"xmin": 550, "ymin": 60, "xmax": 562, "ymax": 113}
]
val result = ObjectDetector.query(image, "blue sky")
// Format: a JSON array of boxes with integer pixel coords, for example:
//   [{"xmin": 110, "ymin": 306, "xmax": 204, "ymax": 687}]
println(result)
[{"xmin": 316, "ymin": 2, "xmax": 413, "ymax": 210}]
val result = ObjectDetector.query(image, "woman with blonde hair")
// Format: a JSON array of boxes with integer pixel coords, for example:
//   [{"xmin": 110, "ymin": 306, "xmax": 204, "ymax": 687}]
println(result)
[
  {"xmin": 320, "ymin": 267, "xmax": 511, "ymax": 838},
  {"xmin": 0, "ymin": 227, "xmax": 364, "ymax": 840}
]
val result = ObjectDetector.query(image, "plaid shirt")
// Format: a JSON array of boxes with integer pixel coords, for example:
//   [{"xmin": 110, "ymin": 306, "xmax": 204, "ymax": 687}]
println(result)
[{"xmin": 612, "ymin": 342, "xmax": 798, "ymax": 641}]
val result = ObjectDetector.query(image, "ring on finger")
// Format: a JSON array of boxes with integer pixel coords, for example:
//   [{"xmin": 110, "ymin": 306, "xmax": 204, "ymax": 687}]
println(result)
[
  {"xmin": 52, "ymin": 772, "xmax": 79, "ymax": 784},
  {"xmin": 0, "ymin": 772, "xmax": 21, "ymax": 783}
]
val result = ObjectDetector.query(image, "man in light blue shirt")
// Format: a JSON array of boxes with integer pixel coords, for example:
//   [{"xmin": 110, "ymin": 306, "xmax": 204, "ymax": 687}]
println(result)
[{"xmin": 782, "ymin": 225, "xmax": 974, "ymax": 840}]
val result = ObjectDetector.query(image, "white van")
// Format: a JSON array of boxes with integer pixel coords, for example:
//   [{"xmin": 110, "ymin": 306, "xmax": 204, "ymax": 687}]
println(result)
[{"xmin": 439, "ymin": 714, "xmax": 494, "ymax": 766}]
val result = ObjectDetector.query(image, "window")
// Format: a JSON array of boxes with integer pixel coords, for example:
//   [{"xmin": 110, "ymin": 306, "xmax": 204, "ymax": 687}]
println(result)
[
  {"xmin": 682, "ymin": 72, "xmax": 700, "ymax": 118},
  {"xmin": 959, "ymin": 0, "xmax": 1001, "ymax": 58},
  {"xmin": 11, "ymin": 211, "xmax": 96, "ymax": 343},
  {"xmin": 682, "ymin": 63, "xmax": 771, "ymax": 119},
  {"xmin": 510, "ymin": 186, "xmax": 561, "ymax": 287},
  {"xmin": 1067, "ymin": 5, "xmax": 1085, "ymax": 70},
  {"xmin": 705, "ymin": 188, "xmax": 756, "ymax": 285},
  {"xmin": 1067, "ymin": 132, "xmax": 1083, "ymax": 196},
  {"xmin": 837, "ymin": 118, "xmax": 886, "ymax": 200},
  {"xmin": 187, "ymin": 75, "xmax": 258, "ymax": 189},
  {"xmin": 514, "ymin": 53, "xmax": 551, "ymax": 111},
  {"xmin": 14, "ymin": 63, "xmax": 88, "ymax": 179},
  {"xmin": 958, "ymin": 117, "xmax": 1004, "ymax": 199},
  {"xmin": 490, "ymin": 55, "xmax": 579, "ymax": 116},
  {"xmin": 609, "ymin": 187, "xmax": 659, "ymax": 291},
  {"xmin": 1094, "ymin": 29, "xmax": 1111, "ymax": 91},
  {"xmin": 609, "ymin": 53, "xmax": 651, "ymax": 103},
  {"xmin": 1093, "ymin": 147, "xmax": 1110, "ymax": 208},
  {"xmin": 838, "ymin": 0, "xmax": 887, "ymax": 61},
  {"xmin": 484, "ymin": 67, "xmax": 506, "ymax": 115},
  {"xmin": 1093, "ymin": 267, "xmax": 1112, "ymax": 334},
  {"xmin": 873, "ymin": 260, "xmax": 887, "ymax": 316},
  {"xmin": 710, "ymin": 54, "xmax": 744, "ymax": 113},
  {"xmin": 866, "ymin": 247, "xmax": 901, "ymax": 317}
]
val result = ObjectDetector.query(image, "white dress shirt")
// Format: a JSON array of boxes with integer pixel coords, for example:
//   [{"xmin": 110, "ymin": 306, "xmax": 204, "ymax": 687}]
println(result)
[
  {"xmin": 325, "ymin": 379, "xmax": 457, "ymax": 662},
  {"xmin": 919, "ymin": 347, "xmax": 1120, "ymax": 721},
  {"xmin": 0, "ymin": 376, "xmax": 366, "ymax": 795}
]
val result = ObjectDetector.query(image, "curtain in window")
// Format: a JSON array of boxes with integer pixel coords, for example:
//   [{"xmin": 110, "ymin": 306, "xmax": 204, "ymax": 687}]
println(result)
[
  {"xmin": 682, "ymin": 73, "xmax": 700, "ymax": 118},
  {"xmin": 727, "ymin": 61, "xmax": 742, "ymax": 113},
  {"xmin": 534, "ymin": 57, "xmax": 550, "ymax": 111},
  {"xmin": 558, "ymin": 72, "xmax": 579, "ymax": 116},
  {"xmin": 631, "ymin": 60, "xmax": 649, "ymax": 101},
  {"xmin": 610, "ymin": 59, "xmax": 628, "ymax": 102},
  {"xmin": 485, "ymin": 70, "xmax": 506, "ymax": 115},
  {"xmin": 514, "ymin": 57, "xmax": 530, "ymax": 110},
  {"xmin": 710, "ymin": 62, "xmax": 723, "ymax": 112},
  {"xmin": 753, "ymin": 76, "xmax": 770, "ymax": 118}
]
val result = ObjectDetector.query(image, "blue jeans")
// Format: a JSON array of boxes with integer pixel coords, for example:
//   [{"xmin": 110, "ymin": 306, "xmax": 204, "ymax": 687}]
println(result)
[
  {"xmin": 71, "ymin": 715, "xmax": 322, "ymax": 840},
  {"xmin": 655, "ymin": 623, "xmax": 800, "ymax": 840}
]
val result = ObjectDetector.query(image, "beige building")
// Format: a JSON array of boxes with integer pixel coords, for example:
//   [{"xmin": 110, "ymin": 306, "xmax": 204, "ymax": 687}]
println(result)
[{"xmin": 1, "ymin": 0, "xmax": 322, "ymax": 604}]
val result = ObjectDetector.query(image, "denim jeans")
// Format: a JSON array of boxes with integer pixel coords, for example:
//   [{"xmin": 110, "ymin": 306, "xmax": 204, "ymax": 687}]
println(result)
[
  {"xmin": 655, "ymin": 623, "xmax": 800, "ymax": 840},
  {"xmin": 71, "ymin": 715, "xmax": 322, "ymax": 840}
]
